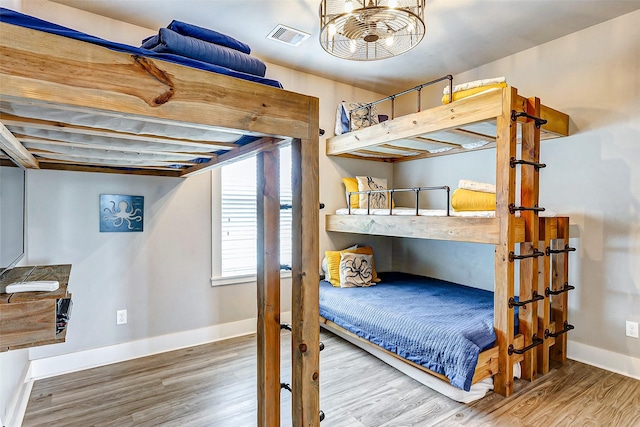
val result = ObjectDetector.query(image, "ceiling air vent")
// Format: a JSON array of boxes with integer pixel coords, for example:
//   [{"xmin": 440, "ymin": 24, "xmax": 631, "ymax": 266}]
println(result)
[{"xmin": 267, "ymin": 24, "xmax": 310, "ymax": 47}]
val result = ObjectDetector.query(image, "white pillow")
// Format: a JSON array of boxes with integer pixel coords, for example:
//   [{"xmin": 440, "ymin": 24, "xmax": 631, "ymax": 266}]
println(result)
[
  {"xmin": 357, "ymin": 176, "xmax": 390, "ymax": 209},
  {"xmin": 339, "ymin": 252, "xmax": 374, "ymax": 288}
]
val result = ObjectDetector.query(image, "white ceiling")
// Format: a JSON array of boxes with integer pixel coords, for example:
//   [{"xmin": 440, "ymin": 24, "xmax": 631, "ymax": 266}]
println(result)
[{"xmin": 51, "ymin": 0, "xmax": 640, "ymax": 94}]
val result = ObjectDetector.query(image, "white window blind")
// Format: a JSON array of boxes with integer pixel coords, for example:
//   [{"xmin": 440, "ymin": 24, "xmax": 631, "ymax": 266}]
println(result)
[{"xmin": 220, "ymin": 146, "xmax": 292, "ymax": 278}]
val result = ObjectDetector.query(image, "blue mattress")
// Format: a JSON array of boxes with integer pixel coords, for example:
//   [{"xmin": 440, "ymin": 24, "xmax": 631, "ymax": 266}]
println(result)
[
  {"xmin": 319, "ymin": 272, "xmax": 518, "ymax": 391},
  {"xmin": 0, "ymin": 8, "xmax": 282, "ymax": 88}
]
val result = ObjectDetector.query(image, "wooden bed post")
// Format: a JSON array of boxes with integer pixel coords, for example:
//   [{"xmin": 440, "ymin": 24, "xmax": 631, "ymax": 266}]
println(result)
[
  {"xmin": 537, "ymin": 217, "xmax": 555, "ymax": 375},
  {"xmin": 257, "ymin": 149, "xmax": 282, "ymax": 427},
  {"xmin": 290, "ymin": 96, "xmax": 320, "ymax": 427},
  {"xmin": 493, "ymin": 86, "xmax": 518, "ymax": 397},
  {"xmin": 551, "ymin": 217, "xmax": 570, "ymax": 363},
  {"xmin": 519, "ymin": 97, "xmax": 542, "ymax": 381}
]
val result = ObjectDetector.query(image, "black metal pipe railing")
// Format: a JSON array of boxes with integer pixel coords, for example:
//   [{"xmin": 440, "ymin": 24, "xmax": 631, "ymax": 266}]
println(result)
[
  {"xmin": 546, "ymin": 245, "xmax": 576, "ymax": 256},
  {"xmin": 348, "ymin": 75, "xmax": 454, "ymax": 124},
  {"xmin": 509, "ymin": 291, "xmax": 545, "ymax": 308},
  {"xmin": 508, "ymin": 335, "xmax": 544, "ymax": 355},
  {"xmin": 511, "ymin": 110, "xmax": 548, "ymax": 128},
  {"xmin": 509, "ymin": 249, "xmax": 545, "ymax": 262},
  {"xmin": 546, "ymin": 283, "xmax": 575, "ymax": 296},
  {"xmin": 545, "ymin": 321, "xmax": 575, "ymax": 338},
  {"xmin": 346, "ymin": 186, "xmax": 450, "ymax": 216}
]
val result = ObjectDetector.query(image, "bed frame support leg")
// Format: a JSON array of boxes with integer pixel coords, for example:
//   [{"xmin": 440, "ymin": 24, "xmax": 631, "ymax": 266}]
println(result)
[
  {"xmin": 537, "ymin": 217, "xmax": 554, "ymax": 375},
  {"xmin": 517, "ymin": 96, "xmax": 543, "ymax": 382},
  {"xmin": 257, "ymin": 149, "xmax": 282, "ymax": 427},
  {"xmin": 493, "ymin": 87, "xmax": 518, "ymax": 397},
  {"xmin": 291, "ymin": 116, "xmax": 320, "ymax": 426},
  {"xmin": 551, "ymin": 217, "xmax": 571, "ymax": 364}
]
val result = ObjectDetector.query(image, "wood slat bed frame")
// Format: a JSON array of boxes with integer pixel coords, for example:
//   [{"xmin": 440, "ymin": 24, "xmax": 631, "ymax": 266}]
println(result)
[
  {"xmin": 324, "ymin": 86, "xmax": 572, "ymax": 399},
  {"xmin": 0, "ymin": 20, "xmax": 319, "ymax": 427}
]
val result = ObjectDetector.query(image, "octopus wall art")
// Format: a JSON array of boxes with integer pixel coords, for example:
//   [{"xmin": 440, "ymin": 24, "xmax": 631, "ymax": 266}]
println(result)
[{"xmin": 100, "ymin": 194, "xmax": 144, "ymax": 232}]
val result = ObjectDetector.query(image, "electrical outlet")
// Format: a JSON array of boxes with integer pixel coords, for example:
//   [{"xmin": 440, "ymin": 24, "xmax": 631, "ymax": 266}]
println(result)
[
  {"xmin": 626, "ymin": 321, "xmax": 639, "ymax": 338},
  {"xmin": 117, "ymin": 309, "xmax": 127, "ymax": 325}
]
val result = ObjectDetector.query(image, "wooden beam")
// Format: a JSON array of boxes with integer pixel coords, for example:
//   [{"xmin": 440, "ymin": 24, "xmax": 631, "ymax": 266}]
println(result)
[
  {"xmin": 35, "ymin": 161, "xmax": 183, "ymax": 177},
  {"xmin": 1, "ymin": 113, "xmax": 238, "ymax": 151},
  {"xmin": 519, "ymin": 97, "xmax": 542, "ymax": 382},
  {"xmin": 537, "ymin": 217, "xmax": 556, "ymax": 375},
  {"xmin": 257, "ymin": 149, "xmax": 281, "ymax": 427},
  {"xmin": 18, "ymin": 136, "xmax": 217, "ymax": 159},
  {"xmin": 551, "ymin": 217, "xmax": 570, "ymax": 363},
  {"xmin": 291, "ymin": 96, "xmax": 320, "ymax": 427},
  {"xmin": 493, "ymin": 86, "xmax": 518, "ymax": 397},
  {"xmin": 180, "ymin": 137, "xmax": 287, "ymax": 177},
  {"xmin": 0, "ymin": 122, "xmax": 39, "ymax": 168},
  {"xmin": 1, "ymin": 23, "xmax": 314, "ymax": 140},
  {"xmin": 326, "ymin": 214, "xmax": 526, "ymax": 245}
]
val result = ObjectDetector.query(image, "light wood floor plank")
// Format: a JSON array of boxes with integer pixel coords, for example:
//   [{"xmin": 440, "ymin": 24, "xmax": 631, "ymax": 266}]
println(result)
[{"xmin": 22, "ymin": 331, "xmax": 640, "ymax": 427}]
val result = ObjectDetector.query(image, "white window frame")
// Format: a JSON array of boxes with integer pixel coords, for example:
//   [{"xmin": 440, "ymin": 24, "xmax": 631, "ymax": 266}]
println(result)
[{"xmin": 211, "ymin": 148, "xmax": 292, "ymax": 287}]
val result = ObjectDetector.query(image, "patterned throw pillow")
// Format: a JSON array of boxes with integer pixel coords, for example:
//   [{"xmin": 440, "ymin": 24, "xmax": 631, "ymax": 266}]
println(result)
[
  {"xmin": 357, "ymin": 176, "xmax": 390, "ymax": 209},
  {"xmin": 339, "ymin": 252, "xmax": 373, "ymax": 288},
  {"xmin": 334, "ymin": 101, "xmax": 379, "ymax": 135},
  {"xmin": 324, "ymin": 246, "xmax": 380, "ymax": 287},
  {"xmin": 346, "ymin": 102, "xmax": 379, "ymax": 131}
]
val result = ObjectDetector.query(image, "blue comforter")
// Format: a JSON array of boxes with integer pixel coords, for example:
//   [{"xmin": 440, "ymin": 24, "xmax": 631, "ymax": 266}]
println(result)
[
  {"xmin": 142, "ymin": 20, "xmax": 251, "ymax": 55},
  {"xmin": 0, "ymin": 8, "xmax": 281, "ymax": 88},
  {"xmin": 320, "ymin": 272, "xmax": 516, "ymax": 391},
  {"xmin": 143, "ymin": 28, "xmax": 266, "ymax": 77}
]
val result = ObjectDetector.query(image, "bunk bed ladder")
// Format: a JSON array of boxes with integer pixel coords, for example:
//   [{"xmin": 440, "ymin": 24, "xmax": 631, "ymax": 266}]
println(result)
[
  {"xmin": 493, "ymin": 87, "xmax": 519, "ymax": 397},
  {"xmin": 257, "ymin": 149, "xmax": 283, "ymax": 427},
  {"xmin": 537, "ymin": 216, "xmax": 575, "ymax": 374},
  {"xmin": 514, "ymin": 96, "xmax": 544, "ymax": 381},
  {"xmin": 549, "ymin": 217, "xmax": 574, "ymax": 364},
  {"xmin": 258, "ymin": 136, "xmax": 322, "ymax": 427}
]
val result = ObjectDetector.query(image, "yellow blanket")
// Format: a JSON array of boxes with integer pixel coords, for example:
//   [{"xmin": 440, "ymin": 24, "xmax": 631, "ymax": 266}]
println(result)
[
  {"xmin": 441, "ymin": 82, "xmax": 507, "ymax": 104},
  {"xmin": 451, "ymin": 188, "xmax": 496, "ymax": 211}
]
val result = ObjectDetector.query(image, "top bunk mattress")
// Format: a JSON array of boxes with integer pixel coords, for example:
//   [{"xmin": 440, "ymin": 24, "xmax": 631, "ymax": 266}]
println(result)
[
  {"xmin": 319, "ymin": 272, "xmax": 518, "ymax": 391},
  {"xmin": 0, "ymin": 8, "xmax": 282, "ymax": 88}
]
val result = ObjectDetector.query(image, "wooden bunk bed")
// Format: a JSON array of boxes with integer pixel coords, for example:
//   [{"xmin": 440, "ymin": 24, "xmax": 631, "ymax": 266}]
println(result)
[
  {"xmin": 0, "ymin": 9, "xmax": 319, "ymax": 427},
  {"xmin": 324, "ymin": 84, "xmax": 574, "ymax": 399}
]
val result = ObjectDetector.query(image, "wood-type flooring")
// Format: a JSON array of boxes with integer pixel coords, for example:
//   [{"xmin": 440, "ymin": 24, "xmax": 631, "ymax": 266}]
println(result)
[{"xmin": 22, "ymin": 330, "xmax": 640, "ymax": 426}]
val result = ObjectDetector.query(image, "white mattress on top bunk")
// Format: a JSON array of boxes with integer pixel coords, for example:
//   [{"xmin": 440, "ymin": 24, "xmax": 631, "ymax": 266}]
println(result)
[{"xmin": 335, "ymin": 207, "xmax": 556, "ymax": 217}]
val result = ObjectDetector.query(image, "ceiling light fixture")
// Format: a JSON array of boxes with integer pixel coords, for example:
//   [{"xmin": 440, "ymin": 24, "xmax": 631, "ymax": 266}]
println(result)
[{"xmin": 319, "ymin": 0, "xmax": 425, "ymax": 61}]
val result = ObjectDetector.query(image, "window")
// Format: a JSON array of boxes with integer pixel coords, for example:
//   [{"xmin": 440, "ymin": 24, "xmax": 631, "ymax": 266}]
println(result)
[{"xmin": 211, "ymin": 146, "xmax": 292, "ymax": 285}]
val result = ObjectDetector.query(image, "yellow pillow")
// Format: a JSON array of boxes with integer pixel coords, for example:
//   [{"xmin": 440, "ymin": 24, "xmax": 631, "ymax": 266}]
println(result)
[
  {"xmin": 325, "ymin": 246, "xmax": 380, "ymax": 287},
  {"xmin": 342, "ymin": 177, "xmax": 360, "ymax": 208},
  {"xmin": 451, "ymin": 188, "xmax": 496, "ymax": 211},
  {"xmin": 441, "ymin": 82, "xmax": 508, "ymax": 104}
]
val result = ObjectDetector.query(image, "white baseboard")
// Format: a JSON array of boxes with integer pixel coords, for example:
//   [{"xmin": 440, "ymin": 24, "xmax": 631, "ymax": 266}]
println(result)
[
  {"xmin": 568, "ymin": 339, "xmax": 640, "ymax": 380},
  {"xmin": 29, "ymin": 312, "xmax": 291, "ymax": 381},
  {"xmin": 4, "ymin": 362, "xmax": 33, "ymax": 427}
]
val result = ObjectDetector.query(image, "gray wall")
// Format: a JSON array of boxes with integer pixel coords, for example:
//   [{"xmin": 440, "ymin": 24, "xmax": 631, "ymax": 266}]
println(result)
[{"xmin": 394, "ymin": 10, "xmax": 640, "ymax": 361}]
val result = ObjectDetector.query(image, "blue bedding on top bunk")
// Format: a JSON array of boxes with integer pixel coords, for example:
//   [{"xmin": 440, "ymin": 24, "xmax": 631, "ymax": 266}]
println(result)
[
  {"xmin": 142, "ymin": 20, "xmax": 251, "ymax": 55},
  {"xmin": 0, "ymin": 8, "xmax": 282, "ymax": 88},
  {"xmin": 319, "ymin": 272, "xmax": 517, "ymax": 391},
  {"xmin": 143, "ymin": 28, "xmax": 266, "ymax": 77}
]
